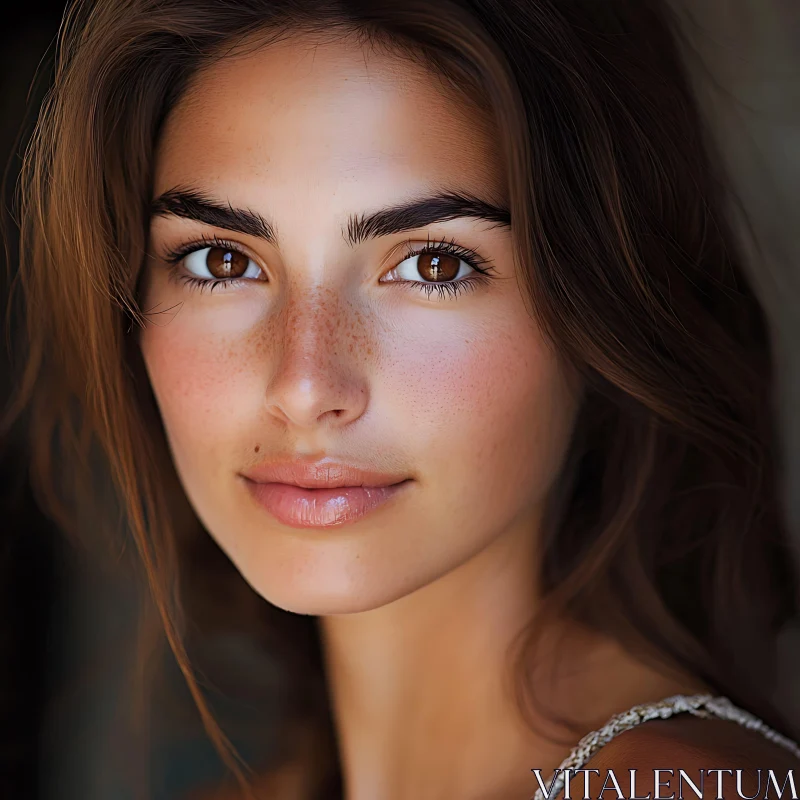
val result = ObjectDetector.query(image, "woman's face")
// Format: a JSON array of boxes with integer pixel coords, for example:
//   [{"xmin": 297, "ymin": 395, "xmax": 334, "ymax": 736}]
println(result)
[{"xmin": 140, "ymin": 32, "xmax": 581, "ymax": 614}]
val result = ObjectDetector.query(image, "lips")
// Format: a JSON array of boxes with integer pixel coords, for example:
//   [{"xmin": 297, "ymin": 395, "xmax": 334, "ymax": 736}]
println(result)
[
  {"xmin": 239, "ymin": 458, "xmax": 412, "ymax": 528},
  {"xmin": 240, "ymin": 459, "xmax": 408, "ymax": 490}
]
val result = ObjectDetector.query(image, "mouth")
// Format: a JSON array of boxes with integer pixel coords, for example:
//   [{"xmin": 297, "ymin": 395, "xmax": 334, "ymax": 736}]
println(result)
[
  {"xmin": 240, "ymin": 459, "xmax": 409, "ymax": 490},
  {"xmin": 242, "ymin": 478, "xmax": 412, "ymax": 528}
]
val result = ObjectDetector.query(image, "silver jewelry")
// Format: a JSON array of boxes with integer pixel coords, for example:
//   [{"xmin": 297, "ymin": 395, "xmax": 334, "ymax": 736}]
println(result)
[{"xmin": 531, "ymin": 693, "xmax": 800, "ymax": 800}]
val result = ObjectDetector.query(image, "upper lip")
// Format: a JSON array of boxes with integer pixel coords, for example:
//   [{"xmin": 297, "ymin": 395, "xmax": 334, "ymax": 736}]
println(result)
[{"xmin": 240, "ymin": 458, "xmax": 409, "ymax": 489}]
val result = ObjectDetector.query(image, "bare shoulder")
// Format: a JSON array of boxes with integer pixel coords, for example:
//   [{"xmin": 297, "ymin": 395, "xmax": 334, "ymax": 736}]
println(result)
[{"xmin": 569, "ymin": 715, "xmax": 800, "ymax": 799}]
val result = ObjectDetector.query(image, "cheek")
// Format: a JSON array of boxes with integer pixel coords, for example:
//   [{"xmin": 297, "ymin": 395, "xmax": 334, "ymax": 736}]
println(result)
[
  {"xmin": 381, "ymin": 318, "xmax": 576, "ymax": 512},
  {"xmin": 138, "ymin": 297, "xmax": 267, "ymax": 472}
]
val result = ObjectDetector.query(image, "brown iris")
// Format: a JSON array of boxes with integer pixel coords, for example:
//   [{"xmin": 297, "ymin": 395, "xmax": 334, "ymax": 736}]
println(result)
[
  {"xmin": 417, "ymin": 253, "xmax": 460, "ymax": 282},
  {"xmin": 206, "ymin": 246, "xmax": 250, "ymax": 279}
]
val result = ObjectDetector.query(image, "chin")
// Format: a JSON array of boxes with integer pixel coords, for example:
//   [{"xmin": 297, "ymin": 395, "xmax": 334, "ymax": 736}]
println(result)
[
  {"xmin": 232, "ymin": 549, "xmax": 432, "ymax": 617},
  {"xmin": 248, "ymin": 578, "xmax": 411, "ymax": 617}
]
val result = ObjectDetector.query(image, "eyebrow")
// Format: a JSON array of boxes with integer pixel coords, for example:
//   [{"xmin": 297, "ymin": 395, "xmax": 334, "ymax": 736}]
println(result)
[{"xmin": 149, "ymin": 185, "xmax": 511, "ymax": 247}]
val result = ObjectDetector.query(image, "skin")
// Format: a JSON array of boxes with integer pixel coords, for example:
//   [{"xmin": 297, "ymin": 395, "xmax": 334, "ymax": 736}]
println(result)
[{"xmin": 140, "ymin": 31, "xmax": 724, "ymax": 800}]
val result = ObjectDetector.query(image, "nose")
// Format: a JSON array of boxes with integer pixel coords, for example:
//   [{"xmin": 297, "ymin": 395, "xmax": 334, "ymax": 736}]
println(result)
[{"xmin": 262, "ymin": 289, "xmax": 370, "ymax": 431}]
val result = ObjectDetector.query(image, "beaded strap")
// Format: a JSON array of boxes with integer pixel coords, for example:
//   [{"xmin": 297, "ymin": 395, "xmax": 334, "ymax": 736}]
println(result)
[{"xmin": 531, "ymin": 694, "xmax": 800, "ymax": 800}]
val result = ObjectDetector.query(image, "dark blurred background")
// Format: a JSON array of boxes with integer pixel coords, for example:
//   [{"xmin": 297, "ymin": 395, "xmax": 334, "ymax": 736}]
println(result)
[
  {"xmin": 1, "ymin": 2, "xmax": 799, "ymax": 800},
  {"xmin": 1, "ymin": 9, "xmax": 71, "ymax": 800}
]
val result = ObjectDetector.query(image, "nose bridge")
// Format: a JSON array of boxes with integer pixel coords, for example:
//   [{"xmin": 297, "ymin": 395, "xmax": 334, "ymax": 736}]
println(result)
[
  {"xmin": 282, "ymin": 283, "xmax": 347, "ymax": 363},
  {"xmin": 264, "ymin": 282, "xmax": 370, "ymax": 428}
]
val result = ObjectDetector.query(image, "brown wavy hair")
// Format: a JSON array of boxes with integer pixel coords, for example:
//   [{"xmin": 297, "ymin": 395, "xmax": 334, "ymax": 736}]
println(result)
[{"xmin": 3, "ymin": 0, "xmax": 799, "ymax": 797}]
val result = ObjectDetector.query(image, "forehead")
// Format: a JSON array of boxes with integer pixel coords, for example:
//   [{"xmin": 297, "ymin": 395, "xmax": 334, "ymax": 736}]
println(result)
[{"xmin": 154, "ymin": 32, "xmax": 505, "ymax": 204}]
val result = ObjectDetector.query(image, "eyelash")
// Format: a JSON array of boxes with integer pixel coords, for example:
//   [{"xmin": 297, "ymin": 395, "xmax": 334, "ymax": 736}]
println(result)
[{"xmin": 159, "ymin": 234, "xmax": 497, "ymax": 300}]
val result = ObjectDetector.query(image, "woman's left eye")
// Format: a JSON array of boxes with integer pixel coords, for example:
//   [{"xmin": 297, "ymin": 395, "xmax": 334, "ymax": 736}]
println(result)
[
  {"xmin": 380, "ymin": 242, "xmax": 495, "ymax": 300},
  {"xmin": 385, "ymin": 251, "xmax": 473, "ymax": 283}
]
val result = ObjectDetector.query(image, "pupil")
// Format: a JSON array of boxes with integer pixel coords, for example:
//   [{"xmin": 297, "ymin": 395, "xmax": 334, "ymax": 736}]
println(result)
[
  {"xmin": 207, "ymin": 246, "xmax": 247, "ymax": 278},
  {"xmin": 420, "ymin": 253, "xmax": 458, "ymax": 282}
]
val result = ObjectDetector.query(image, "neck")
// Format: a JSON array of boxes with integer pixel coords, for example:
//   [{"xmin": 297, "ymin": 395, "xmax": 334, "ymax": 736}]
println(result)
[
  {"xmin": 318, "ymin": 522, "xmax": 609, "ymax": 799},
  {"xmin": 318, "ymin": 520, "xmax": 711, "ymax": 800}
]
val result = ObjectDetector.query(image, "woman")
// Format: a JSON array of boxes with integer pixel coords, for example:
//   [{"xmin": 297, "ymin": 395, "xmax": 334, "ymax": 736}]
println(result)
[{"xmin": 5, "ymin": 0, "xmax": 800, "ymax": 797}]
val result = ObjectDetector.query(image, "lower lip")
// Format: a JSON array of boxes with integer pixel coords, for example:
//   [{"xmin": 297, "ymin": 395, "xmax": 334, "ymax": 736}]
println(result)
[{"xmin": 243, "ymin": 479, "xmax": 411, "ymax": 528}]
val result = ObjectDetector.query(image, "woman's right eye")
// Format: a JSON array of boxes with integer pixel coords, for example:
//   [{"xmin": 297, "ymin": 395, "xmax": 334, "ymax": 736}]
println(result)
[{"xmin": 182, "ymin": 245, "xmax": 264, "ymax": 281}]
